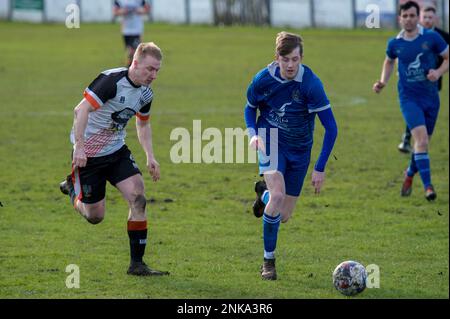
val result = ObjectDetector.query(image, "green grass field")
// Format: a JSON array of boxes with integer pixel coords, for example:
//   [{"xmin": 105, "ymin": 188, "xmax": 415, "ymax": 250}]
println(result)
[{"xmin": 0, "ymin": 21, "xmax": 448, "ymax": 299}]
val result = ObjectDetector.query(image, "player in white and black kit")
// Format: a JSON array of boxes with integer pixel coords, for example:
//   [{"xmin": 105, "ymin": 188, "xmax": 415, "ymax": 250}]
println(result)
[
  {"xmin": 113, "ymin": 0, "xmax": 150, "ymax": 66},
  {"xmin": 60, "ymin": 42, "xmax": 169, "ymax": 276}
]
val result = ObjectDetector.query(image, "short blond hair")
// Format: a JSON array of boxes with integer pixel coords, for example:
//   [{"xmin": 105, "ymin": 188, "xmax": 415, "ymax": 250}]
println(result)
[
  {"xmin": 275, "ymin": 32, "xmax": 303, "ymax": 57},
  {"xmin": 134, "ymin": 42, "xmax": 163, "ymax": 61}
]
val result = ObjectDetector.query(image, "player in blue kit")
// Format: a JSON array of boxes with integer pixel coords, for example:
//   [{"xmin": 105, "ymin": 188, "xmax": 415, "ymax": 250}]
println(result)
[
  {"xmin": 373, "ymin": 1, "xmax": 449, "ymax": 201},
  {"xmin": 397, "ymin": 6, "xmax": 450, "ymax": 154},
  {"xmin": 244, "ymin": 32, "xmax": 338, "ymax": 280}
]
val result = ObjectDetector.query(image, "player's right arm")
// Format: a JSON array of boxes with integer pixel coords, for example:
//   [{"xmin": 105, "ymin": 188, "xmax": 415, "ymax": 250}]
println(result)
[
  {"xmin": 73, "ymin": 72, "xmax": 117, "ymax": 167},
  {"xmin": 373, "ymin": 39, "xmax": 397, "ymax": 94},
  {"xmin": 245, "ymin": 74, "xmax": 266, "ymax": 154},
  {"xmin": 113, "ymin": 1, "xmax": 129, "ymax": 16},
  {"xmin": 373, "ymin": 57, "xmax": 395, "ymax": 93},
  {"xmin": 72, "ymin": 99, "xmax": 95, "ymax": 168}
]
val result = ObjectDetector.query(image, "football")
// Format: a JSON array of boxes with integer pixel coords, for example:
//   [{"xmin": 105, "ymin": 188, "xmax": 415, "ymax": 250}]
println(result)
[{"xmin": 332, "ymin": 260, "xmax": 367, "ymax": 296}]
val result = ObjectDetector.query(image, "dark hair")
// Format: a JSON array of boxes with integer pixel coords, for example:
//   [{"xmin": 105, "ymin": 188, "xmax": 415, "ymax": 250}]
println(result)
[
  {"xmin": 399, "ymin": 1, "xmax": 420, "ymax": 16},
  {"xmin": 423, "ymin": 6, "xmax": 436, "ymax": 14},
  {"xmin": 275, "ymin": 32, "xmax": 303, "ymax": 57}
]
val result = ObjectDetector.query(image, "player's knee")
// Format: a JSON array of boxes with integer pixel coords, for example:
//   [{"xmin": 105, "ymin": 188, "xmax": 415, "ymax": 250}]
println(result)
[
  {"xmin": 132, "ymin": 194, "xmax": 147, "ymax": 212},
  {"xmin": 415, "ymin": 138, "xmax": 429, "ymax": 151},
  {"xmin": 87, "ymin": 215, "xmax": 104, "ymax": 225},
  {"xmin": 270, "ymin": 191, "xmax": 285, "ymax": 207},
  {"xmin": 84, "ymin": 203, "xmax": 105, "ymax": 224},
  {"xmin": 281, "ymin": 216, "xmax": 290, "ymax": 223}
]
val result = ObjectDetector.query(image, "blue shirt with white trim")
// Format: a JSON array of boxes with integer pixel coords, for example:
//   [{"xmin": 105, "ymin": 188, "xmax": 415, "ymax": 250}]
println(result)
[
  {"xmin": 246, "ymin": 62, "xmax": 330, "ymax": 151},
  {"xmin": 386, "ymin": 26, "xmax": 449, "ymax": 100}
]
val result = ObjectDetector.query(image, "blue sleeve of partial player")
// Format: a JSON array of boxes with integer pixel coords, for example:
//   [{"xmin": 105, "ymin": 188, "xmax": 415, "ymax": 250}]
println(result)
[
  {"xmin": 246, "ymin": 80, "xmax": 260, "ymax": 109},
  {"xmin": 315, "ymin": 108, "xmax": 338, "ymax": 172},
  {"xmin": 431, "ymin": 31, "xmax": 449, "ymax": 56},
  {"xmin": 244, "ymin": 104, "xmax": 257, "ymax": 138},
  {"xmin": 386, "ymin": 38, "xmax": 397, "ymax": 60}
]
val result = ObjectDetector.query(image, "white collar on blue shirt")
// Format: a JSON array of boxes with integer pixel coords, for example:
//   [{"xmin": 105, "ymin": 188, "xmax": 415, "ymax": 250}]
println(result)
[
  {"xmin": 396, "ymin": 24, "xmax": 424, "ymax": 41},
  {"xmin": 267, "ymin": 61, "xmax": 305, "ymax": 83}
]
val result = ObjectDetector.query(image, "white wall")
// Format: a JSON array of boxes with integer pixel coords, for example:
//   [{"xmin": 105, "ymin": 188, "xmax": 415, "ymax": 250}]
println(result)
[
  {"xmin": 81, "ymin": 0, "xmax": 113, "ymax": 22},
  {"xmin": 45, "ymin": 0, "xmax": 77, "ymax": 22},
  {"xmin": 314, "ymin": 0, "xmax": 353, "ymax": 28},
  {"xmin": 356, "ymin": 0, "xmax": 396, "ymax": 12},
  {"xmin": 189, "ymin": 0, "xmax": 213, "ymax": 24},
  {"xmin": 271, "ymin": 0, "xmax": 311, "ymax": 28},
  {"xmin": 1, "ymin": 0, "xmax": 447, "ymax": 30},
  {"xmin": 0, "ymin": 0, "xmax": 9, "ymax": 19},
  {"xmin": 12, "ymin": 10, "xmax": 43, "ymax": 23},
  {"xmin": 152, "ymin": 0, "xmax": 186, "ymax": 23},
  {"xmin": 355, "ymin": 0, "xmax": 397, "ymax": 28}
]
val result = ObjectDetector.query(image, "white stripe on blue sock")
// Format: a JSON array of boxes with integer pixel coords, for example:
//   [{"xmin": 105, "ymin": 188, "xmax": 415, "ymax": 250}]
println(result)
[{"xmin": 264, "ymin": 250, "xmax": 275, "ymax": 259}]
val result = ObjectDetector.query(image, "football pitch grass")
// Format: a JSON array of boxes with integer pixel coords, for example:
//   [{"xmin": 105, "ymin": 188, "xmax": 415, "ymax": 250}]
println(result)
[{"xmin": 0, "ymin": 21, "xmax": 448, "ymax": 299}]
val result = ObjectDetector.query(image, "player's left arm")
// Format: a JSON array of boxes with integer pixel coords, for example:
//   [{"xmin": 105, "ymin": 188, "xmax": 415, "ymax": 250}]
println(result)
[
  {"xmin": 428, "ymin": 48, "xmax": 449, "ymax": 82},
  {"xmin": 136, "ymin": 1, "xmax": 150, "ymax": 15},
  {"xmin": 428, "ymin": 33, "xmax": 449, "ymax": 82},
  {"xmin": 312, "ymin": 108, "xmax": 338, "ymax": 194},
  {"xmin": 136, "ymin": 115, "xmax": 160, "ymax": 182},
  {"xmin": 307, "ymin": 78, "xmax": 338, "ymax": 194}
]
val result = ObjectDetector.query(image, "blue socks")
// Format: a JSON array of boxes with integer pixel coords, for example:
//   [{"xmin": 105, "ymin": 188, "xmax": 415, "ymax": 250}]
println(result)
[
  {"xmin": 261, "ymin": 191, "xmax": 281, "ymax": 260},
  {"xmin": 407, "ymin": 153, "xmax": 418, "ymax": 177},
  {"xmin": 414, "ymin": 152, "xmax": 432, "ymax": 189},
  {"xmin": 263, "ymin": 213, "xmax": 281, "ymax": 259}
]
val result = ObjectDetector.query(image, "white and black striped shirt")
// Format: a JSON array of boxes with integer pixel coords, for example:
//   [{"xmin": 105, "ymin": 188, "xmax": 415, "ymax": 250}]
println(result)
[{"xmin": 70, "ymin": 67, "xmax": 153, "ymax": 157}]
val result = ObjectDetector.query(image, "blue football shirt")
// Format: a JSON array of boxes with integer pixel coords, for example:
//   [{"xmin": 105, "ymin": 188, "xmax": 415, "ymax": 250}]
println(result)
[
  {"xmin": 246, "ymin": 62, "xmax": 330, "ymax": 151},
  {"xmin": 386, "ymin": 26, "xmax": 448, "ymax": 101}
]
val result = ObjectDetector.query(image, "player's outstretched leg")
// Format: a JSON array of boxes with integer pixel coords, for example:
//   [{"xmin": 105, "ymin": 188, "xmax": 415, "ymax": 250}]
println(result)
[
  {"xmin": 116, "ymin": 174, "xmax": 170, "ymax": 277},
  {"xmin": 126, "ymin": 220, "xmax": 170, "ymax": 277},
  {"xmin": 259, "ymin": 173, "xmax": 284, "ymax": 280},
  {"xmin": 409, "ymin": 126, "xmax": 436, "ymax": 201},
  {"xmin": 252, "ymin": 180, "xmax": 268, "ymax": 218},
  {"xmin": 251, "ymin": 183, "xmax": 279, "ymax": 279},
  {"xmin": 261, "ymin": 212, "xmax": 280, "ymax": 280},
  {"xmin": 414, "ymin": 152, "xmax": 436, "ymax": 201}
]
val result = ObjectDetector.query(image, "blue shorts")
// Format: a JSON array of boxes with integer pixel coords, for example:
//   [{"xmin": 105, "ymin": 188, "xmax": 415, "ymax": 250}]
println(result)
[
  {"xmin": 258, "ymin": 145, "xmax": 311, "ymax": 197},
  {"xmin": 400, "ymin": 96, "xmax": 440, "ymax": 136}
]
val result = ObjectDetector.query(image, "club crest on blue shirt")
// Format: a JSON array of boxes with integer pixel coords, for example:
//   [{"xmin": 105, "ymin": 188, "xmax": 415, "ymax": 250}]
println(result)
[
  {"xmin": 408, "ymin": 53, "xmax": 423, "ymax": 70},
  {"xmin": 263, "ymin": 89, "xmax": 272, "ymax": 97},
  {"xmin": 292, "ymin": 89, "xmax": 301, "ymax": 103},
  {"xmin": 421, "ymin": 42, "xmax": 429, "ymax": 50}
]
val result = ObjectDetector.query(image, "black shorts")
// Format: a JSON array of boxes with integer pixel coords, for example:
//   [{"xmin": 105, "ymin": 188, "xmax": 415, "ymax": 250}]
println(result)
[
  {"xmin": 123, "ymin": 35, "xmax": 141, "ymax": 49},
  {"xmin": 71, "ymin": 145, "xmax": 141, "ymax": 204}
]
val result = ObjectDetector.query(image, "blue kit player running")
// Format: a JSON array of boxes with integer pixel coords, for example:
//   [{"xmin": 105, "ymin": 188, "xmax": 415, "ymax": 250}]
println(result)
[
  {"xmin": 244, "ymin": 32, "xmax": 338, "ymax": 280},
  {"xmin": 373, "ymin": 1, "xmax": 449, "ymax": 201},
  {"xmin": 397, "ymin": 5, "xmax": 450, "ymax": 153}
]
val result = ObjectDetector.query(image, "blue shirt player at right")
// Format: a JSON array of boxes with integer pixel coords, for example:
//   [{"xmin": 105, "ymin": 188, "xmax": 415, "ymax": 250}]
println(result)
[
  {"xmin": 244, "ymin": 32, "xmax": 338, "ymax": 280},
  {"xmin": 373, "ymin": 1, "xmax": 449, "ymax": 201}
]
